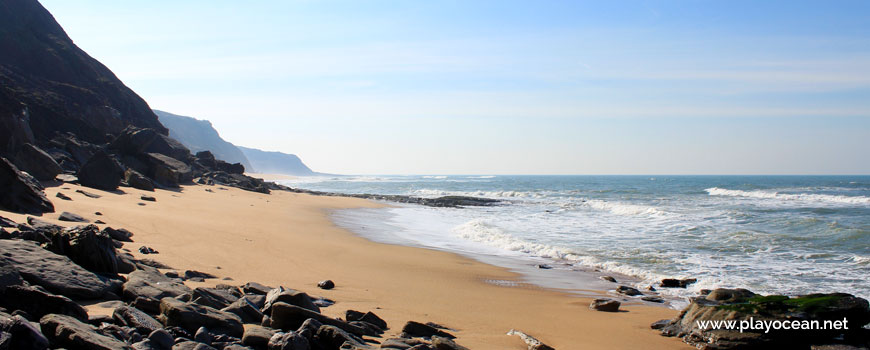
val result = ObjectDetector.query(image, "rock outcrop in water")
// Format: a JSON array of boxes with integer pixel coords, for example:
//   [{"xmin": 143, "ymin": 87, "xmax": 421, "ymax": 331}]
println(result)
[{"xmin": 284, "ymin": 187, "xmax": 502, "ymax": 208}]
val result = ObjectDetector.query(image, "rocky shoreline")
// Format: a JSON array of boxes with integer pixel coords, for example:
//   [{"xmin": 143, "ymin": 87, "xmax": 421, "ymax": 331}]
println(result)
[{"xmin": 0, "ymin": 212, "xmax": 489, "ymax": 350}]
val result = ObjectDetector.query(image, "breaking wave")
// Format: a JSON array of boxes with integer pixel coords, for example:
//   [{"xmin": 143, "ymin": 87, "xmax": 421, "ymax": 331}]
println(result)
[{"xmin": 705, "ymin": 187, "xmax": 870, "ymax": 205}]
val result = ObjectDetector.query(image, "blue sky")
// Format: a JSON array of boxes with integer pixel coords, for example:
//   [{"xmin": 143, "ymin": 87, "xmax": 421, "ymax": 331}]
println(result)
[{"xmin": 41, "ymin": 0, "xmax": 870, "ymax": 174}]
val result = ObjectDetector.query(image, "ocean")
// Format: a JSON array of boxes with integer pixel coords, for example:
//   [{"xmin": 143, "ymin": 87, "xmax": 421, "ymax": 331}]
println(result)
[{"xmin": 277, "ymin": 175, "xmax": 870, "ymax": 307}]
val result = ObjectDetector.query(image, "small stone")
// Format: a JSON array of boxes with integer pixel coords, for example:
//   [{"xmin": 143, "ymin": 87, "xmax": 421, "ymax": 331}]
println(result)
[
  {"xmin": 616, "ymin": 286, "xmax": 643, "ymax": 296},
  {"xmin": 650, "ymin": 319, "xmax": 671, "ymax": 330},
  {"xmin": 641, "ymin": 296, "xmax": 665, "ymax": 303},
  {"xmin": 138, "ymin": 246, "xmax": 158, "ymax": 254},
  {"xmin": 590, "ymin": 298, "xmax": 621, "ymax": 312},
  {"xmin": 140, "ymin": 195, "xmax": 156, "ymax": 202},
  {"xmin": 58, "ymin": 211, "xmax": 88, "ymax": 222},
  {"xmin": 75, "ymin": 189, "xmax": 102, "ymax": 198},
  {"xmin": 317, "ymin": 280, "xmax": 335, "ymax": 290},
  {"xmin": 535, "ymin": 264, "xmax": 553, "ymax": 269},
  {"xmin": 94, "ymin": 220, "xmax": 105, "ymax": 224},
  {"xmin": 56, "ymin": 192, "xmax": 72, "ymax": 200},
  {"xmin": 95, "ymin": 212, "xmax": 103, "ymax": 216},
  {"xmin": 600, "ymin": 276, "xmax": 617, "ymax": 283}
]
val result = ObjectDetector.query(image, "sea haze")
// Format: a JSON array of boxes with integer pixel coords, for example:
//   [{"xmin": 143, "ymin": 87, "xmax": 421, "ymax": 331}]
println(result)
[{"xmin": 278, "ymin": 175, "xmax": 870, "ymax": 305}]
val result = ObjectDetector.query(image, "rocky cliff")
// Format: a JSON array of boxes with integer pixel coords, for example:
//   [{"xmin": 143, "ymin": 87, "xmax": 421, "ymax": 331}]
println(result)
[
  {"xmin": 154, "ymin": 110, "xmax": 253, "ymax": 171},
  {"xmin": 0, "ymin": 0, "xmax": 167, "ymax": 158},
  {"xmin": 238, "ymin": 146, "xmax": 316, "ymax": 176}
]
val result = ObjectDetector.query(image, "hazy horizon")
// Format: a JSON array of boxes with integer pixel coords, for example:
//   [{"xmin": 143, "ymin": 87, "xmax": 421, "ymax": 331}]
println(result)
[{"xmin": 40, "ymin": 0, "xmax": 870, "ymax": 175}]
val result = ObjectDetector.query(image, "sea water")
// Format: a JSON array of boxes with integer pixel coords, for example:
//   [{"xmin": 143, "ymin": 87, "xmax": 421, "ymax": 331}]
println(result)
[{"xmin": 278, "ymin": 175, "xmax": 870, "ymax": 306}]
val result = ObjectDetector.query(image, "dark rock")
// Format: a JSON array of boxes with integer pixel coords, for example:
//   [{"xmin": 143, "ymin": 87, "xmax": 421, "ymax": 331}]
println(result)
[
  {"xmin": 535, "ymin": 264, "xmax": 552, "ymax": 269},
  {"xmin": 660, "ymin": 278, "xmax": 697, "ymax": 288},
  {"xmin": 142, "ymin": 153, "xmax": 192, "ymax": 187},
  {"xmin": 315, "ymin": 325, "xmax": 367, "ymax": 350},
  {"xmin": 192, "ymin": 287, "xmax": 239, "ymax": 310},
  {"xmin": 263, "ymin": 287, "xmax": 320, "ymax": 314},
  {"xmin": 243, "ymin": 282, "xmax": 273, "ymax": 295},
  {"xmin": 266, "ymin": 331, "xmax": 309, "ymax": 350},
  {"xmin": 94, "ymin": 219, "xmax": 106, "ymax": 224},
  {"xmin": 506, "ymin": 329, "xmax": 554, "ymax": 350},
  {"xmin": 113, "ymin": 305, "xmax": 163, "ymax": 335},
  {"xmin": 658, "ymin": 290, "xmax": 870, "ymax": 349},
  {"xmin": 346, "ymin": 310, "xmax": 387, "ymax": 330},
  {"xmin": 77, "ymin": 151, "xmax": 123, "ymax": 191},
  {"xmin": 44, "ymin": 224, "xmax": 119, "ymax": 274},
  {"xmin": 222, "ymin": 297, "xmax": 264, "ymax": 324},
  {"xmin": 269, "ymin": 303, "xmax": 365, "ymax": 336},
  {"xmin": 0, "ymin": 216, "xmax": 16, "ymax": 228},
  {"xmin": 13, "ymin": 143, "xmax": 63, "ymax": 181},
  {"xmin": 139, "ymin": 246, "xmax": 159, "ymax": 254},
  {"xmin": 241, "ymin": 325, "xmax": 275, "ymax": 348},
  {"xmin": 600, "ymin": 276, "xmax": 616, "ymax": 283},
  {"xmin": 184, "ymin": 270, "xmax": 217, "ymax": 280},
  {"xmin": 312, "ymin": 297, "xmax": 334, "ymax": 308},
  {"xmin": 650, "ymin": 319, "xmax": 671, "ymax": 330},
  {"xmin": 170, "ymin": 341, "xmax": 218, "ymax": 350},
  {"xmin": 0, "ymin": 239, "xmax": 120, "ymax": 299},
  {"xmin": 56, "ymin": 192, "xmax": 72, "ymax": 200},
  {"xmin": 317, "ymin": 280, "xmax": 335, "ymax": 290},
  {"xmin": 641, "ymin": 296, "xmax": 665, "ymax": 303},
  {"xmin": 137, "ymin": 259, "xmax": 172, "ymax": 269},
  {"xmin": 401, "ymin": 321, "xmax": 455, "ymax": 339},
  {"xmin": 0, "ymin": 259, "xmax": 23, "ymax": 290},
  {"xmin": 198, "ymin": 171, "xmax": 270, "ymax": 194},
  {"xmin": 26, "ymin": 216, "xmax": 62, "ymax": 232},
  {"xmin": 705, "ymin": 288, "xmax": 755, "ymax": 303},
  {"xmin": 123, "ymin": 269, "xmax": 192, "ymax": 314},
  {"xmin": 95, "ymin": 323, "xmax": 133, "ymax": 343},
  {"xmin": 431, "ymin": 336, "xmax": 469, "ymax": 350},
  {"xmin": 87, "ymin": 314, "xmax": 113, "ymax": 325},
  {"xmin": 40, "ymin": 314, "xmax": 132, "ymax": 350},
  {"xmin": 125, "ymin": 169, "xmax": 155, "ymax": 191},
  {"xmin": 76, "ymin": 189, "xmax": 102, "ymax": 198},
  {"xmin": 141, "ymin": 195, "xmax": 157, "ymax": 202},
  {"xmin": 58, "ymin": 211, "xmax": 88, "ymax": 222},
  {"xmin": 103, "ymin": 227, "xmax": 134, "ymax": 242},
  {"xmin": 194, "ymin": 326, "xmax": 213, "ymax": 345},
  {"xmin": 348, "ymin": 320, "xmax": 383, "ymax": 337},
  {"xmin": 616, "ymin": 286, "xmax": 643, "ymax": 296},
  {"xmin": 157, "ymin": 298, "xmax": 243, "ymax": 338},
  {"xmin": 589, "ymin": 298, "xmax": 621, "ymax": 312},
  {"xmin": 381, "ymin": 338, "xmax": 429, "ymax": 350},
  {"xmin": 0, "ymin": 314, "xmax": 50, "ymax": 350},
  {"xmin": 0, "ymin": 157, "xmax": 54, "ymax": 214},
  {"xmin": 147, "ymin": 329, "xmax": 174, "ymax": 349},
  {"xmin": 0, "ymin": 284, "xmax": 88, "ymax": 321}
]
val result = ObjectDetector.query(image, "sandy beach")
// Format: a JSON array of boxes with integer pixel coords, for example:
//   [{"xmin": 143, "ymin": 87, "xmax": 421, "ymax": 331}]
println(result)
[{"xmin": 2, "ymin": 182, "xmax": 687, "ymax": 349}]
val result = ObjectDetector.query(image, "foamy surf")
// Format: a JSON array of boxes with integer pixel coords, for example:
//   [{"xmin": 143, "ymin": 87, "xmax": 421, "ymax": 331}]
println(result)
[{"xmin": 705, "ymin": 187, "xmax": 870, "ymax": 205}]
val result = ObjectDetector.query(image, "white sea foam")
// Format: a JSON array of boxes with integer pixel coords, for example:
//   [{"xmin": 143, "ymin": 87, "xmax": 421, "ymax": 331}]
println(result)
[
  {"xmin": 705, "ymin": 187, "xmax": 870, "ymax": 205},
  {"xmin": 452, "ymin": 219, "xmax": 582, "ymax": 260},
  {"xmin": 412, "ymin": 189, "xmax": 541, "ymax": 199},
  {"xmin": 582, "ymin": 199, "xmax": 672, "ymax": 218},
  {"xmin": 422, "ymin": 175, "xmax": 448, "ymax": 179}
]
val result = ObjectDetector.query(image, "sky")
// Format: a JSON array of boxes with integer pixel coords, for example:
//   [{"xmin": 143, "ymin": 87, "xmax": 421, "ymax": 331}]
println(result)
[{"xmin": 40, "ymin": 0, "xmax": 870, "ymax": 175}]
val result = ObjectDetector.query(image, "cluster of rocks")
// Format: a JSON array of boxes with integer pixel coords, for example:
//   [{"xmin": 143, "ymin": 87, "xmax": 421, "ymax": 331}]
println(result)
[
  {"xmin": 0, "ymin": 128, "xmax": 287, "ymax": 215},
  {"xmin": 652, "ymin": 288, "xmax": 870, "ymax": 349},
  {"xmin": 285, "ymin": 188, "xmax": 501, "ymax": 208},
  {"xmin": 0, "ymin": 215, "xmax": 480, "ymax": 350}
]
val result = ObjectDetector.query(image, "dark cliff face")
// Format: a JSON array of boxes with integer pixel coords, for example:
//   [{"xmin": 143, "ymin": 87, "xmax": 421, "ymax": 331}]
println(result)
[{"xmin": 0, "ymin": 0, "xmax": 167, "ymax": 157}]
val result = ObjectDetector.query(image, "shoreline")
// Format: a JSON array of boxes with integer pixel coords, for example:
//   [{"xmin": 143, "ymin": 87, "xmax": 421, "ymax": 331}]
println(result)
[{"xmin": 5, "ymin": 182, "xmax": 687, "ymax": 349}]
